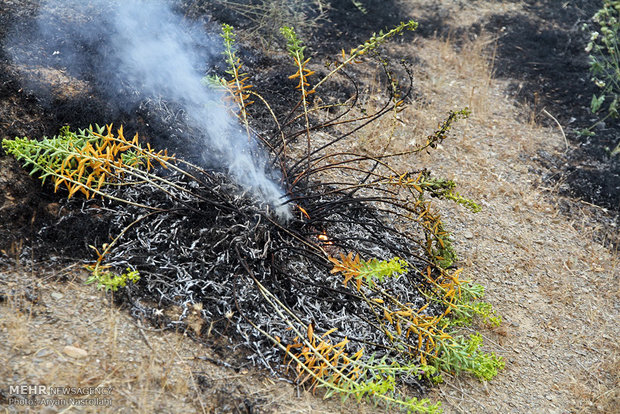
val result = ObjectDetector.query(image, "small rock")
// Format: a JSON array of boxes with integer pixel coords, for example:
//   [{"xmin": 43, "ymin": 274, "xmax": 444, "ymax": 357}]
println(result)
[
  {"xmin": 463, "ymin": 230, "xmax": 474, "ymax": 239},
  {"xmin": 36, "ymin": 349, "xmax": 52, "ymax": 358},
  {"xmin": 63, "ymin": 345, "xmax": 88, "ymax": 359},
  {"xmin": 51, "ymin": 292, "xmax": 64, "ymax": 300}
]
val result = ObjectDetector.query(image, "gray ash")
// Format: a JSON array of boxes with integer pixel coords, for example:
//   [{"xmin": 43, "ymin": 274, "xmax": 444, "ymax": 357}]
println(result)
[{"xmin": 38, "ymin": 165, "xmax": 438, "ymax": 392}]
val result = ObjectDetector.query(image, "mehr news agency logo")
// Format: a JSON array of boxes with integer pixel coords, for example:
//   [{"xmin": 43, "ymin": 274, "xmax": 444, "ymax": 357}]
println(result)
[{"xmin": 4, "ymin": 385, "xmax": 114, "ymax": 407}]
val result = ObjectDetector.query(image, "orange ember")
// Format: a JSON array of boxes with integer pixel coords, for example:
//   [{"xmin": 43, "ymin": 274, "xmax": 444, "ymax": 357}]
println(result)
[{"xmin": 317, "ymin": 231, "xmax": 333, "ymax": 245}]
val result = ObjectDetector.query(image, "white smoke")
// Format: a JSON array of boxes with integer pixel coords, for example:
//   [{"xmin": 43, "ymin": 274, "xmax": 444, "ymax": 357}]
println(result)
[{"xmin": 9, "ymin": 0, "xmax": 290, "ymax": 219}]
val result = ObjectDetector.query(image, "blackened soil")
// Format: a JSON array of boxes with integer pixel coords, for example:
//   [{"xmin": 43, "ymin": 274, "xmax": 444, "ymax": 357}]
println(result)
[
  {"xmin": 201, "ymin": 0, "xmax": 415, "ymax": 54},
  {"xmin": 482, "ymin": 1, "xmax": 620, "ymax": 216},
  {"xmin": 0, "ymin": 2, "xmax": 55, "ymax": 255},
  {"xmin": 314, "ymin": 0, "xmax": 415, "ymax": 52}
]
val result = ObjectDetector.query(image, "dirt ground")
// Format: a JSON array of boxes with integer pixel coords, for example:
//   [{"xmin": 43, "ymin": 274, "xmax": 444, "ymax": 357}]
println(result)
[{"xmin": 1, "ymin": 0, "xmax": 618, "ymax": 413}]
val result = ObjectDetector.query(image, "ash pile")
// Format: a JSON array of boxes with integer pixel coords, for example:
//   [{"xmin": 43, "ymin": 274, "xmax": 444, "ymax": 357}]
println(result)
[{"xmin": 53, "ymin": 159, "xmax": 438, "ymax": 383}]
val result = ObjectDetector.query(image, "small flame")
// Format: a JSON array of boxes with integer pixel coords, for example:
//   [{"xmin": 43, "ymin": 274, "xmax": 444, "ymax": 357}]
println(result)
[
  {"xmin": 317, "ymin": 231, "xmax": 333, "ymax": 245},
  {"xmin": 297, "ymin": 204, "xmax": 310, "ymax": 219}
]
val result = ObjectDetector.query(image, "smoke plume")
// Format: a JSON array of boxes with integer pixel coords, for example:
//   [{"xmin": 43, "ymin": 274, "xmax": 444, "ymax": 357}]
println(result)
[{"xmin": 7, "ymin": 0, "xmax": 290, "ymax": 219}]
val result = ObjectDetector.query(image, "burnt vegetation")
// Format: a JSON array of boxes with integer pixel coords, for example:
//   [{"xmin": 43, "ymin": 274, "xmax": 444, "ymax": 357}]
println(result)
[{"xmin": 0, "ymin": 1, "xmax": 506, "ymax": 412}]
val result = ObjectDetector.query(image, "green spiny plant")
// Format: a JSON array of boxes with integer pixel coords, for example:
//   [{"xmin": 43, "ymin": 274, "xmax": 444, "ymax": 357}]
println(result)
[
  {"xmin": 431, "ymin": 333, "xmax": 504, "ymax": 381},
  {"xmin": 2, "ymin": 125, "xmax": 171, "ymax": 204},
  {"xmin": 283, "ymin": 252, "xmax": 503, "ymax": 410},
  {"xmin": 2, "ymin": 125, "xmax": 221, "ymax": 213},
  {"xmin": 85, "ymin": 266, "xmax": 140, "ymax": 292},
  {"xmin": 421, "ymin": 177, "xmax": 481, "ymax": 213},
  {"xmin": 280, "ymin": 25, "xmax": 315, "ymax": 184},
  {"xmin": 220, "ymin": 23, "xmax": 254, "ymax": 138},
  {"xmin": 329, "ymin": 253, "xmax": 408, "ymax": 290},
  {"xmin": 442, "ymin": 282, "xmax": 502, "ymax": 328},
  {"xmin": 315, "ymin": 20, "xmax": 418, "ymax": 92},
  {"xmin": 422, "ymin": 108, "xmax": 471, "ymax": 151},
  {"xmin": 350, "ymin": 0, "xmax": 368, "ymax": 15},
  {"xmin": 585, "ymin": 0, "xmax": 619, "ymax": 119}
]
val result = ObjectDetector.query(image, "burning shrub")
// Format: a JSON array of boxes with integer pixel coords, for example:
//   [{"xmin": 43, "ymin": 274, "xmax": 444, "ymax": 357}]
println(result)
[{"xmin": 2, "ymin": 10, "xmax": 503, "ymax": 414}]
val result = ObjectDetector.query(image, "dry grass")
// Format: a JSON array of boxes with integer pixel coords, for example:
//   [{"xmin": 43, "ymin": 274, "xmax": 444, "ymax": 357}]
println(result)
[
  {"xmin": 375, "ymin": 24, "xmax": 620, "ymax": 414},
  {"xmin": 0, "ymin": 269, "xmax": 199, "ymax": 413}
]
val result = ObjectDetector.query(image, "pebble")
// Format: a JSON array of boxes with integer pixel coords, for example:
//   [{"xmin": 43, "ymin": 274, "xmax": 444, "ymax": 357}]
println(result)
[
  {"xmin": 463, "ymin": 230, "xmax": 474, "ymax": 239},
  {"xmin": 63, "ymin": 345, "xmax": 88, "ymax": 359},
  {"xmin": 51, "ymin": 292, "xmax": 64, "ymax": 300},
  {"xmin": 35, "ymin": 349, "xmax": 52, "ymax": 358}
]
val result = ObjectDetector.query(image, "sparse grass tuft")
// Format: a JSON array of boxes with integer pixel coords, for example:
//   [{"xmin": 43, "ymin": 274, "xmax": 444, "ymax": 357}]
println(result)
[{"xmin": 85, "ymin": 266, "xmax": 140, "ymax": 292}]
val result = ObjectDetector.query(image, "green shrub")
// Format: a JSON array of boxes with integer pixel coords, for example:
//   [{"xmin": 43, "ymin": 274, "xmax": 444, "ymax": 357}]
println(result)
[
  {"xmin": 583, "ymin": 1, "xmax": 620, "ymax": 155},
  {"xmin": 86, "ymin": 266, "xmax": 140, "ymax": 292},
  {"xmin": 585, "ymin": 0, "xmax": 619, "ymax": 119}
]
